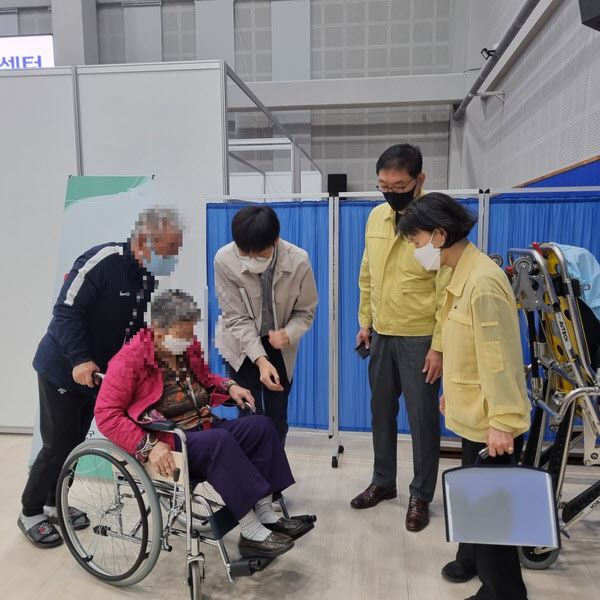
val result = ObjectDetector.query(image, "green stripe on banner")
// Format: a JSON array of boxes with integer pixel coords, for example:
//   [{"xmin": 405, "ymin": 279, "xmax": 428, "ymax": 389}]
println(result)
[
  {"xmin": 65, "ymin": 176, "xmax": 150, "ymax": 209},
  {"xmin": 75, "ymin": 454, "xmax": 113, "ymax": 480}
]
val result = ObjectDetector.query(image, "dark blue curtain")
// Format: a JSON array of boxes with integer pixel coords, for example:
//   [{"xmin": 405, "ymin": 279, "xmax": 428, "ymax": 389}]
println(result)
[
  {"xmin": 338, "ymin": 198, "xmax": 479, "ymax": 434},
  {"xmin": 206, "ymin": 201, "xmax": 329, "ymax": 429}
]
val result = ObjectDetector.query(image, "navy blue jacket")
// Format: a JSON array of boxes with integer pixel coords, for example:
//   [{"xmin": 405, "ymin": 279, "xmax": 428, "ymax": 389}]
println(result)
[{"xmin": 33, "ymin": 242, "xmax": 155, "ymax": 398}]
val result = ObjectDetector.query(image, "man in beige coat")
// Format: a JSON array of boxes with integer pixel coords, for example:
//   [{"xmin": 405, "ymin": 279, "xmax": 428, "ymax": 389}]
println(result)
[{"xmin": 214, "ymin": 205, "xmax": 318, "ymax": 441}]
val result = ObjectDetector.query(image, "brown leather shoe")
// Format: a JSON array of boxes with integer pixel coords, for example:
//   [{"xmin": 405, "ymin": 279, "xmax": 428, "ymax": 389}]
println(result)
[
  {"xmin": 350, "ymin": 484, "xmax": 397, "ymax": 509},
  {"xmin": 405, "ymin": 495, "xmax": 429, "ymax": 532},
  {"xmin": 238, "ymin": 531, "xmax": 294, "ymax": 558}
]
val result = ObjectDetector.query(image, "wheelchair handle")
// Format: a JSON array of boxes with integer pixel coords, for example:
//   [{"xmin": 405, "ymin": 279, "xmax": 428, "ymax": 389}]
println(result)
[
  {"xmin": 173, "ymin": 468, "xmax": 180, "ymax": 483},
  {"xmin": 92, "ymin": 371, "xmax": 105, "ymax": 385}
]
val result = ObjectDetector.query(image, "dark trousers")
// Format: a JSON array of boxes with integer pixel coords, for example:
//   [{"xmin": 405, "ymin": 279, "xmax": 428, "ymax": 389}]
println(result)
[
  {"xmin": 456, "ymin": 436, "xmax": 528, "ymax": 600},
  {"xmin": 368, "ymin": 332, "xmax": 441, "ymax": 503},
  {"xmin": 21, "ymin": 374, "xmax": 95, "ymax": 515},
  {"xmin": 228, "ymin": 337, "xmax": 292, "ymax": 441},
  {"xmin": 178, "ymin": 415, "xmax": 295, "ymax": 520}
]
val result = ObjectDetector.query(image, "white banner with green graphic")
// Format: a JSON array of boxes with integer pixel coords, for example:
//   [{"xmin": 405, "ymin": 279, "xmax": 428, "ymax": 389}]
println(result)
[{"xmin": 30, "ymin": 176, "xmax": 157, "ymax": 464}]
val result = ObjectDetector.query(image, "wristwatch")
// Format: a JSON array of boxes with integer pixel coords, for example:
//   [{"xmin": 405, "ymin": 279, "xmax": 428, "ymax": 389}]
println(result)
[{"xmin": 221, "ymin": 379, "xmax": 238, "ymax": 392}]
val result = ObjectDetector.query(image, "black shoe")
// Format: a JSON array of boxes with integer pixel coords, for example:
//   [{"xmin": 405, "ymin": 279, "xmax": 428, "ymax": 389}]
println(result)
[
  {"xmin": 238, "ymin": 531, "xmax": 294, "ymax": 558},
  {"xmin": 350, "ymin": 484, "xmax": 397, "ymax": 509},
  {"xmin": 264, "ymin": 518, "xmax": 311, "ymax": 540},
  {"xmin": 441, "ymin": 560, "xmax": 477, "ymax": 583}
]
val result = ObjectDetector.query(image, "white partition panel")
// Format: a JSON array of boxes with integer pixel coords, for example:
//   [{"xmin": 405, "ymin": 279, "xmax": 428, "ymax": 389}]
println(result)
[
  {"xmin": 76, "ymin": 60, "xmax": 227, "ymax": 351},
  {"xmin": 0, "ymin": 68, "xmax": 79, "ymax": 430}
]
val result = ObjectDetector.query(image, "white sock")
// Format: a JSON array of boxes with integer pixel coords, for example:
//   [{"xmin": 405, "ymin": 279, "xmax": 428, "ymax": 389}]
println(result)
[
  {"xmin": 255, "ymin": 496, "xmax": 280, "ymax": 524},
  {"xmin": 20, "ymin": 512, "xmax": 48, "ymax": 530},
  {"xmin": 238, "ymin": 510, "xmax": 271, "ymax": 542},
  {"xmin": 44, "ymin": 505, "xmax": 58, "ymax": 519}
]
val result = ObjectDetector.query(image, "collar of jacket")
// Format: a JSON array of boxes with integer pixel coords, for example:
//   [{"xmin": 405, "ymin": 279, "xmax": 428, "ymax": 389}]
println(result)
[
  {"xmin": 383, "ymin": 188, "xmax": 427, "ymax": 222},
  {"xmin": 446, "ymin": 241, "xmax": 479, "ymax": 297}
]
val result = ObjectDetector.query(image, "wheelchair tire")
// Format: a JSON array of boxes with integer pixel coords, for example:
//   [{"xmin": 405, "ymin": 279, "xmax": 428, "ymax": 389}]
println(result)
[
  {"xmin": 188, "ymin": 561, "xmax": 203, "ymax": 600},
  {"xmin": 518, "ymin": 546, "xmax": 560, "ymax": 570},
  {"xmin": 57, "ymin": 439, "xmax": 163, "ymax": 587}
]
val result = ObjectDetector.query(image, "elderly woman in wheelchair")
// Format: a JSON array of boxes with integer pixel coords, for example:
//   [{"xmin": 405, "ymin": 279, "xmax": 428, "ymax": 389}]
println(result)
[{"xmin": 55, "ymin": 289, "xmax": 314, "ymax": 595}]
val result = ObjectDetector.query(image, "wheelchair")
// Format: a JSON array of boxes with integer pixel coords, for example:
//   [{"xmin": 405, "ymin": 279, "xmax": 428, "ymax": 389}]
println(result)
[
  {"xmin": 503, "ymin": 243, "xmax": 600, "ymax": 570},
  {"xmin": 55, "ymin": 391, "xmax": 316, "ymax": 598}
]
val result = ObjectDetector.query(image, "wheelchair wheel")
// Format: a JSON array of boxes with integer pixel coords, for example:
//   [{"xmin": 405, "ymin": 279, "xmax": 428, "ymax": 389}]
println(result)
[
  {"xmin": 188, "ymin": 561, "xmax": 203, "ymax": 600},
  {"xmin": 518, "ymin": 546, "xmax": 560, "ymax": 570},
  {"xmin": 57, "ymin": 439, "xmax": 163, "ymax": 586}
]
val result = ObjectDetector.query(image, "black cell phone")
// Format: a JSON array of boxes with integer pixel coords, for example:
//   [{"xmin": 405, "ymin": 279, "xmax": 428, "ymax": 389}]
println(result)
[{"xmin": 354, "ymin": 339, "xmax": 371, "ymax": 359}]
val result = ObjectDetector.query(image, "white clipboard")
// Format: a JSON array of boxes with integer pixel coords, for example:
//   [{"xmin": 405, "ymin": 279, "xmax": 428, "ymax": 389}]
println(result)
[{"xmin": 443, "ymin": 454, "xmax": 560, "ymax": 548}]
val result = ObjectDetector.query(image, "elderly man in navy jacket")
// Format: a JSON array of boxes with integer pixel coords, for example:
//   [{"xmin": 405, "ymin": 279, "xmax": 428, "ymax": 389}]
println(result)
[{"xmin": 18, "ymin": 207, "xmax": 183, "ymax": 548}]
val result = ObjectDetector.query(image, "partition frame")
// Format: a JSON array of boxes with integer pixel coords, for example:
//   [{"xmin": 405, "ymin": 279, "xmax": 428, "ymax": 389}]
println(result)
[
  {"xmin": 225, "ymin": 65, "xmax": 322, "ymax": 194},
  {"xmin": 204, "ymin": 193, "xmax": 339, "ymax": 462}
]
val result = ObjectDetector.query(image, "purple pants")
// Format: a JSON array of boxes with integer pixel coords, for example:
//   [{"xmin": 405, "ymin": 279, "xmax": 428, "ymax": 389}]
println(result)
[{"xmin": 175, "ymin": 415, "xmax": 295, "ymax": 520}]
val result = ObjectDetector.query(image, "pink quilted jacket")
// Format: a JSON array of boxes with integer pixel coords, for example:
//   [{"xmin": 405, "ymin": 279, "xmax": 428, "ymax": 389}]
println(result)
[{"xmin": 95, "ymin": 329, "xmax": 232, "ymax": 454}]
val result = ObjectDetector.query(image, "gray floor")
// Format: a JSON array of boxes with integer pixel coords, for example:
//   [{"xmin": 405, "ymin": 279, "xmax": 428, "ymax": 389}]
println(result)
[{"xmin": 1, "ymin": 430, "xmax": 599, "ymax": 600}]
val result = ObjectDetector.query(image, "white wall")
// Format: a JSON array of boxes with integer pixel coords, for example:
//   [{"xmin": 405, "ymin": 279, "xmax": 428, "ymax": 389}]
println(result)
[
  {"xmin": 0, "ymin": 61, "xmax": 227, "ymax": 430},
  {"xmin": 449, "ymin": 0, "xmax": 600, "ymax": 188},
  {"xmin": 0, "ymin": 68, "xmax": 78, "ymax": 430},
  {"xmin": 229, "ymin": 170, "xmax": 323, "ymax": 195},
  {"xmin": 483, "ymin": 0, "xmax": 600, "ymax": 187}
]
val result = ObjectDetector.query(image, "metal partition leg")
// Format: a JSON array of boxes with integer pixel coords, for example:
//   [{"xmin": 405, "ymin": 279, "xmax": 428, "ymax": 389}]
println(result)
[{"xmin": 329, "ymin": 196, "xmax": 343, "ymax": 467}]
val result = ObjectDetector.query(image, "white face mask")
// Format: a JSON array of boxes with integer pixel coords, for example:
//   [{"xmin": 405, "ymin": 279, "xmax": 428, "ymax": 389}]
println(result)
[
  {"xmin": 413, "ymin": 232, "xmax": 442, "ymax": 271},
  {"xmin": 236, "ymin": 247, "xmax": 274, "ymax": 274},
  {"xmin": 163, "ymin": 335, "xmax": 193, "ymax": 355}
]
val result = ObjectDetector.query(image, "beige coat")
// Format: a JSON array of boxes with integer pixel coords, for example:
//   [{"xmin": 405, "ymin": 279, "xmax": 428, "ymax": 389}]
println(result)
[{"xmin": 214, "ymin": 239, "xmax": 318, "ymax": 378}]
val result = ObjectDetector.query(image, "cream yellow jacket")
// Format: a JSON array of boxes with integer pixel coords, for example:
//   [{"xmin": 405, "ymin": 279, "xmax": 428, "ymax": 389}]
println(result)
[
  {"xmin": 358, "ymin": 201, "xmax": 451, "ymax": 351},
  {"xmin": 441, "ymin": 242, "xmax": 531, "ymax": 442}
]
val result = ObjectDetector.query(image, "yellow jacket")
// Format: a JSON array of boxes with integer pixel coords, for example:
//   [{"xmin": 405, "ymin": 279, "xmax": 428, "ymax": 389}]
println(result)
[
  {"xmin": 441, "ymin": 242, "xmax": 531, "ymax": 442},
  {"xmin": 358, "ymin": 201, "xmax": 452, "ymax": 351}
]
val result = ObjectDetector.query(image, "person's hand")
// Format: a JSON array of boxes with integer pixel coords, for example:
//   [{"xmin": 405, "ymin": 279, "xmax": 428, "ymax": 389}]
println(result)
[
  {"xmin": 486, "ymin": 427, "xmax": 515, "ymax": 458},
  {"xmin": 229, "ymin": 385, "xmax": 256, "ymax": 411},
  {"xmin": 423, "ymin": 349, "xmax": 443, "ymax": 384},
  {"xmin": 149, "ymin": 441, "xmax": 177, "ymax": 478},
  {"xmin": 255, "ymin": 356, "xmax": 284, "ymax": 391},
  {"xmin": 73, "ymin": 361, "xmax": 101, "ymax": 388},
  {"xmin": 356, "ymin": 327, "xmax": 371, "ymax": 349},
  {"xmin": 268, "ymin": 329, "xmax": 290, "ymax": 349},
  {"xmin": 439, "ymin": 394, "xmax": 446, "ymax": 416}
]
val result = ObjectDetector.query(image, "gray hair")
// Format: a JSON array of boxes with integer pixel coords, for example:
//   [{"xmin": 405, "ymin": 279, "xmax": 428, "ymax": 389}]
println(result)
[
  {"xmin": 150, "ymin": 290, "xmax": 201, "ymax": 330},
  {"xmin": 133, "ymin": 207, "xmax": 182, "ymax": 239}
]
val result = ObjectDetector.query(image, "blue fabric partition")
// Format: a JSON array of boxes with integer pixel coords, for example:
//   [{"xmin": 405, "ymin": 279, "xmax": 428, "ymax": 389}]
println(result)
[
  {"xmin": 205, "ymin": 201, "xmax": 329, "ymax": 429},
  {"xmin": 338, "ymin": 198, "xmax": 479, "ymax": 435},
  {"xmin": 488, "ymin": 191, "xmax": 600, "ymax": 441},
  {"xmin": 488, "ymin": 191, "xmax": 600, "ymax": 263}
]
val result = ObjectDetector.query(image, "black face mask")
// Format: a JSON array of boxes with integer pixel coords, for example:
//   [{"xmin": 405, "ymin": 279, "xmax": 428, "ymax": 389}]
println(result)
[{"xmin": 383, "ymin": 189, "xmax": 416, "ymax": 212}]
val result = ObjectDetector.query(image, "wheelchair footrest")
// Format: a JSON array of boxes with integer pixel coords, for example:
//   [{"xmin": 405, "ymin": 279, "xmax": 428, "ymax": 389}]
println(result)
[
  {"xmin": 229, "ymin": 556, "xmax": 275, "ymax": 578},
  {"xmin": 291, "ymin": 514, "xmax": 317, "ymax": 524},
  {"xmin": 289, "ymin": 514, "xmax": 316, "ymax": 541}
]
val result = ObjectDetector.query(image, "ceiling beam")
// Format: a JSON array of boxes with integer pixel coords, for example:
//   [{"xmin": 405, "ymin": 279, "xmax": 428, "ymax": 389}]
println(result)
[{"xmin": 227, "ymin": 73, "xmax": 469, "ymax": 112}]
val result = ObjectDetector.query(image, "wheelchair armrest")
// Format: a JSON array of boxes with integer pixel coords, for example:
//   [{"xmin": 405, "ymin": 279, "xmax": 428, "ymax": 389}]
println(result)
[
  {"xmin": 142, "ymin": 420, "xmax": 177, "ymax": 432},
  {"xmin": 222, "ymin": 398, "xmax": 256, "ymax": 413}
]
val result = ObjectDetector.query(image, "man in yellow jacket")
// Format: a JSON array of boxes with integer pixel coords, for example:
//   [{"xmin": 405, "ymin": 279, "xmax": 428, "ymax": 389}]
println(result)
[{"xmin": 350, "ymin": 144, "xmax": 451, "ymax": 533}]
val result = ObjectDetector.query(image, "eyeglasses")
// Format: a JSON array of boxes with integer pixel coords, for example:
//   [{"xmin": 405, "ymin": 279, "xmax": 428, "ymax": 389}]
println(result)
[{"xmin": 376, "ymin": 178, "xmax": 416, "ymax": 194}]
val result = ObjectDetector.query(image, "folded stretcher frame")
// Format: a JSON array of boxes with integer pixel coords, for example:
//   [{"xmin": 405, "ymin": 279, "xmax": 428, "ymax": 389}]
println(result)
[{"xmin": 504, "ymin": 243, "xmax": 600, "ymax": 569}]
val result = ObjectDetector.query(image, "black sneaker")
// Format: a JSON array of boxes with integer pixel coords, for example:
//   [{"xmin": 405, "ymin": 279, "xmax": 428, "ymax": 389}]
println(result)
[{"xmin": 441, "ymin": 560, "xmax": 477, "ymax": 583}]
